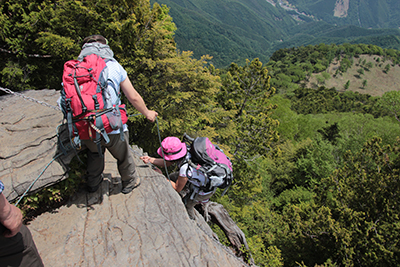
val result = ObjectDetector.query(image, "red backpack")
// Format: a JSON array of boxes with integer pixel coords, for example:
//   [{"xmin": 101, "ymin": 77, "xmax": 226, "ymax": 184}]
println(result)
[{"xmin": 60, "ymin": 53, "xmax": 128, "ymax": 155}]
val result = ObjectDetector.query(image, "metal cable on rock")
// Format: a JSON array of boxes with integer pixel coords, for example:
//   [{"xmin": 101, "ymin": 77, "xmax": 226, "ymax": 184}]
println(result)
[{"xmin": 0, "ymin": 87, "xmax": 61, "ymax": 111}]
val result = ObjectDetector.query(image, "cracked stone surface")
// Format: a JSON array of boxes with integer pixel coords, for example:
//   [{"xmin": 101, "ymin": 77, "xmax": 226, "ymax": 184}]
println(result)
[
  {"xmin": 1, "ymin": 90, "xmax": 248, "ymax": 267},
  {"xmin": 0, "ymin": 89, "xmax": 72, "ymax": 202},
  {"xmin": 29, "ymin": 149, "xmax": 247, "ymax": 266}
]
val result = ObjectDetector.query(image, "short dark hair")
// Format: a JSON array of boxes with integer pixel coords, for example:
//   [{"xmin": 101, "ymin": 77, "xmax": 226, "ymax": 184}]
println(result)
[
  {"xmin": 169, "ymin": 154, "xmax": 186, "ymax": 163},
  {"xmin": 82, "ymin": 35, "xmax": 108, "ymax": 45}
]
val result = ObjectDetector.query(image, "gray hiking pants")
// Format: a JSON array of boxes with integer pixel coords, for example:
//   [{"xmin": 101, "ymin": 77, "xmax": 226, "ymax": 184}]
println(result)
[
  {"xmin": 169, "ymin": 172, "xmax": 214, "ymax": 219},
  {"xmin": 0, "ymin": 224, "xmax": 44, "ymax": 267},
  {"xmin": 83, "ymin": 131, "xmax": 136, "ymax": 187}
]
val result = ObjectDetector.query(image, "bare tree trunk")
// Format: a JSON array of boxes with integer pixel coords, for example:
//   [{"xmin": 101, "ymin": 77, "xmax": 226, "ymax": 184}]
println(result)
[{"xmin": 197, "ymin": 201, "xmax": 255, "ymax": 266}]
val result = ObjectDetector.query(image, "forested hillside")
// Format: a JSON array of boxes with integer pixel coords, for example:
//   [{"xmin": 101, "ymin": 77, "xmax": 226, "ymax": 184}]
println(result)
[
  {"xmin": 1, "ymin": 0, "xmax": 400, "ymax": 266},
  {"xmin": 151, "ymin": 0, "xmax": 400, "ymax": 67},
  {"xmin": 213, "ymin": 42, "xmax": 400, "ymax": 266},
  {"xmin": 149, "ymin": 0, "xmax": 296, "ymax": 67}
]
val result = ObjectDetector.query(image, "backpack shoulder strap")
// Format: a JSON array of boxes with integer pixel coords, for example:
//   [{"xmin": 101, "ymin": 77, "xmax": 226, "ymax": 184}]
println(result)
[{"xmin": 185, "ymin": 159, "xmax": 213, "ymax": 192}]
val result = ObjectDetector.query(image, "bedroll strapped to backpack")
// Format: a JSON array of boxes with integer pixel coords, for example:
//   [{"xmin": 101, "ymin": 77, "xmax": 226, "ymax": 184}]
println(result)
[
  {"xmin": 182, "ymin": 133, "xmax": 234, "ymax": 199},
  {"xmin": 60, "ymin": 53, "xmax": 128, "ymax": 157},
  {"xmin": 183, "ymin": 167, "xmax": 218, "ymax": 205}
]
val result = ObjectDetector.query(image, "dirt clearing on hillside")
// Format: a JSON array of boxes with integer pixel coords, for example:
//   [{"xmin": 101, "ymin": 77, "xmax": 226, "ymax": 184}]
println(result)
[
  {"xmin": 334, "ymin": 0, "xmax": 349, "ymax": 18},
  {"xmin": 307, "ymin": 55, "xmax": 400, "ymax": 97}
]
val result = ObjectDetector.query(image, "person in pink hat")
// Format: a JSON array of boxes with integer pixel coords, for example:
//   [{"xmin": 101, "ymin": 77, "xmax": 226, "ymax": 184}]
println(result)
[
  {"xmin": 141, "ymin": 136, "xmax": 214, "ymax": 219},
  {"xmin": 140, "ymin": 137, "xmax": 189, "ymax": 192}
]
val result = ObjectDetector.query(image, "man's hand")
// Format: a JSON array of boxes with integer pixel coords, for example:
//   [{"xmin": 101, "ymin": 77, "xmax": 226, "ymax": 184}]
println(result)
[
  {"xmin": 145, "ymin": 110, "xmax": 158, "ymax": 123},
  {"xmin": 0, "ymin": 198, "xmax": 23, "ymax": 238}
]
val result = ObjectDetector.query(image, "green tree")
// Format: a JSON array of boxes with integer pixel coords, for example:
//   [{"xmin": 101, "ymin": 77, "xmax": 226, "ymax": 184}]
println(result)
[
  {"xmin": 339, "ymin": 58, "xmax": 352, "ymax": 73},
  {"xmin": 317, "ymin": 122, "xmax": 341, "ymax": 145},
  {"xmin": 384, "ymin": 63, "xmax": 391, "ymax": 73},
  {"xmin": 0, "ymin": 0, "xmax": 178, "ymax": 92},
  {"xmin": 318, "ymin": 137, "xmax": 400, "ymax": 266},
  {"xmin": 270, "ymin": 73, "xmax": 295, "ymax": 94},
  {"xmin": 362, "ymin": 79, "xmax": 367, "ymax": 88},
  {"xmin": 277, "ymin": 201, "xmax": 344, "ymax": 266},
  {"xmin": 321, "ymin": 71, "xmax": 330, "ymax": 80},
  {"xmin": 259, "ymin": 137, "xmax": 336, "ymax": 198},
  {"xmin": 289, "ymin": 87, "xmax": 339, "ymax": 114},
  {"xmin": 292, "ymin": 136, "xmax": 336, "ymax": 189},
  {"xmin": 273, "ymin": 137, "xmax": 400, "ymax": 266},
  {"xmin": 378, "ymin": 91, "xmax": 400, "ymax": 123},
  {"xmin": 365, "ymin": 61, "xmax": 373, "ymax": 70},
  {"xmin": 268, "ymin": 94, "xmax": 298, "ymax": 141},
  {"xmin": 316, "ymin": 74, "xmax": 325, "ymax": 85},
  {"xmin": 215, "ymin": 58, "xmax": 280, "ymax": 218},
  {"xmin": 129, "ymin": 52, "xmax": 224, "ymax": 152},
  {"xmin": 218, "ymin": 58, "xmax": 279, "ymax": 158},
  {"xmin": 344, "ymin": 80, "xmax": 350, "ymax": 90},
  {"xmin": 0, "ymin": 0, "xmax": 74, "ymax": 90}
]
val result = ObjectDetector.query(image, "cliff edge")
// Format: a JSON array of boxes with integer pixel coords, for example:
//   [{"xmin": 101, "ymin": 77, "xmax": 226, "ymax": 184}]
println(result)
[{"xmin": 0, "ymin": 89, "xmax": 248, "ymax": 266}]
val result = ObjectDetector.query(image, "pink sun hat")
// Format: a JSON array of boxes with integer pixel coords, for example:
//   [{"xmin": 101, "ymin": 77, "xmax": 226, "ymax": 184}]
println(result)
[{"xmin": 157, "ymin": 137, "xmax": 187, "ymax": 161}]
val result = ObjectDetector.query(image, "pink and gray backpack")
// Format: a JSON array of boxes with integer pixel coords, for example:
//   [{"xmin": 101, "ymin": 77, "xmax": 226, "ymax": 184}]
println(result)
[{"xmin": 183, "ymin": 134, "xmax": 233, "ymax": 194}]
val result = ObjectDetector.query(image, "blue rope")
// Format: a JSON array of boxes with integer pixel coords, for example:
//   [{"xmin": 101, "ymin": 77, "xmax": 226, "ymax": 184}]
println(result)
[
  {"xmin": 14, "ymin": 113, "xmax": 166, "ymax": 206},
  {"xmin": 156, "ymin": 117, "xmax": 170, "ymax": 181},
  {"xmin": 128, "ymin": 113, "xmax": 142, "ymax": 117},
  {"xmin": 15, "ymin": 153, "xmax": 63, "ymax": 206}
]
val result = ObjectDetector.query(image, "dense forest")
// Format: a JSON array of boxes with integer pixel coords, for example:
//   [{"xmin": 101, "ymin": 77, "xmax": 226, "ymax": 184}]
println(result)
[{"xmin": 1, "ymin": 0, "xmax": 400, "ymax": 266}]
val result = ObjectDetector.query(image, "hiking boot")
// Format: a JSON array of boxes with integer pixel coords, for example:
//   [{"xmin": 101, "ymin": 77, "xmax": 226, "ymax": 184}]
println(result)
[
  {"xmin": 185, "ymin": 199, "xmax": 196, "ymax": 220},
  {"xmin": 186, "ymin": 207, "xmax": 195, "ymax": 220},
  {"xmin": 121, "ymin": 176, "xmax": 141, "ymax": 194}
]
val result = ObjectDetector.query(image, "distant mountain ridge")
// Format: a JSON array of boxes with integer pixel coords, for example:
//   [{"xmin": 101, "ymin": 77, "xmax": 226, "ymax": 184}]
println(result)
[
  {"xmin": 151, "ymin": 0, "xmax": 400, "ymax": 67},
  {"xmin": 285, "ymin": 0, "xmax": 400, "ymax": 29}
]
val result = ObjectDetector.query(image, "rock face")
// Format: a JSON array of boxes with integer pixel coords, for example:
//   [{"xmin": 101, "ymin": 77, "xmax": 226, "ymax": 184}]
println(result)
[
  {"xmin": 0, "ymin": 89, "xmax": 249, "ymax": 266},
  {"xmin": 29, "ymin": 149, "xmax": 247, "ymax": 266},
  {"xmin": 0, "ymin": 89, "xmax": 71, "ymax": 202}
]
